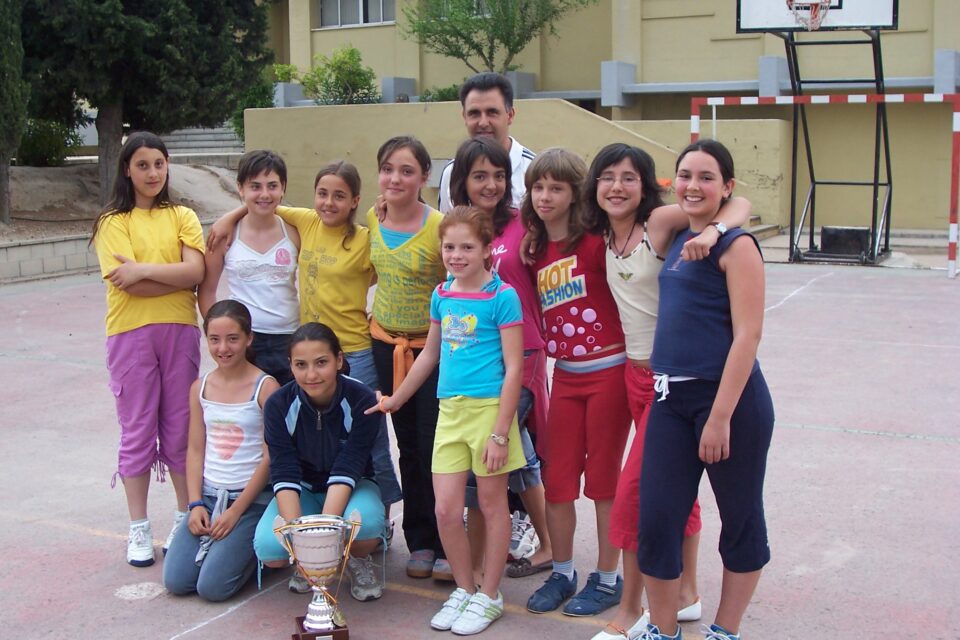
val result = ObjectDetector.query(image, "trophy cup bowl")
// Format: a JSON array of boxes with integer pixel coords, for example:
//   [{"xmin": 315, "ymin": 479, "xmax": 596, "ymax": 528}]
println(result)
[{"xmin": 275, "ymin": 514, "xmax": 360, "ymax": 640}]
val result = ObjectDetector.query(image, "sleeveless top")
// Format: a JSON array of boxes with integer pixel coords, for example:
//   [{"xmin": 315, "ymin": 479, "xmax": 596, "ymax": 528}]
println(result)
[
  {"xmin": 651, "ymin": 228, "xmax": 762, "ymax": 380},
  {"xmin": 606, "ymin": 233, "xmax": 663, "ymax": 361},
  {"xmin": 200, "ymin": 373, "xmax": 272, "ymax": 491},
  {"xmin": 224, "ymin": 217, "xmax": 299, "ymax": 334}
]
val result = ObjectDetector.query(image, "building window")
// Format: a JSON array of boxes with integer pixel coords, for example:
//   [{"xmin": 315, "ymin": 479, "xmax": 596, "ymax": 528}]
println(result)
[{"xmin": 319, "ymin": 0, "xmax": 395, "ymax": 28}]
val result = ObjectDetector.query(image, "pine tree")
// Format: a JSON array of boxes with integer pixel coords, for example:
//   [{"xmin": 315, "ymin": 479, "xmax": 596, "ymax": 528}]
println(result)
[{"xmin": 0, "ymin": 0, "xmax": 28, "ymax": 225}]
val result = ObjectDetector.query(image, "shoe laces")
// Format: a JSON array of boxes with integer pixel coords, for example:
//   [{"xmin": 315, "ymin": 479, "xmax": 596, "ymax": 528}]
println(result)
[
  {"xmin": 511, "ymin": 514, "xmax": 532, "ymax": 542},
  {"xmin": 350, "ymin": 556, "xmax": 376, "ymax": 586},
  {"xmin": 701, "ymin": 625, "xmax": 737, "ymax": 640},
  {"xmin": 130, "ymin": 525, "xmax": 150, "ymax": 547}
]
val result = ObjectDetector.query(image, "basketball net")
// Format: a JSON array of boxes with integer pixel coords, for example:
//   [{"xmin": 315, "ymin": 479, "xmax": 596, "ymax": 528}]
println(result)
[{"xmin": 786, "ymin": 0, "xmax": 831, "ymax": 31}]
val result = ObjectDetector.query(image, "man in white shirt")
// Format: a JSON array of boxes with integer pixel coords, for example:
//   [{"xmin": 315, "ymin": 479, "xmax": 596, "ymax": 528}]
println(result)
[{"xmin": 437, "ymin": 72, "xmax": 536, "ymax": 213}]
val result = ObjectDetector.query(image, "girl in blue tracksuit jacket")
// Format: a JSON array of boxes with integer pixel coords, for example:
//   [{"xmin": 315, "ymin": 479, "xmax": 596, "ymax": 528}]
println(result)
[{"xmin": 252, "ymin": 322, "xmax": 388, "ymax": 601}]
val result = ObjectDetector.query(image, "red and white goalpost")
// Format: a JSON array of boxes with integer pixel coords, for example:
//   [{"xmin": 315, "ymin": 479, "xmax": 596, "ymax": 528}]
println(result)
[{"xmin": 690, "ymin": 93, "xmax": 960, "ymax": 278}]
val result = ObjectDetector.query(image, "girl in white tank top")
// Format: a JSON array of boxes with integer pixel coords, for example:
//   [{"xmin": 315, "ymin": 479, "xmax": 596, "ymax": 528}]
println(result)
[
  {"xmin": 198, "ymin": 151, "xmax": 301, "ymax": 385},
  {"xmin": 162, "ymin": 300, "xmax": 279, "ymax": 602}
]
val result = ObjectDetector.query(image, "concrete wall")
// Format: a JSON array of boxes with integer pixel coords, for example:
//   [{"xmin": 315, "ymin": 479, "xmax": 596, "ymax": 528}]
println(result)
[{"xmin": 243, "ymin": 100, "xmax": 785, "ymax": 224}]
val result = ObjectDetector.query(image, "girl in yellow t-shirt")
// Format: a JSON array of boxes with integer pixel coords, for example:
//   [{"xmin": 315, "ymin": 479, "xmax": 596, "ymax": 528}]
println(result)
[
  {"xmin": 91, "ymin": 131, "xmax": 206, "ymax": 568},
  {"xmin": 366, "ymin": 135, "xmax": 449, "ymax": 581}
]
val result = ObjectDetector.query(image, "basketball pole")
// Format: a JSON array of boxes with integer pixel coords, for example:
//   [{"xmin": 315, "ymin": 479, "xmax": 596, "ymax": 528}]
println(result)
[{"xmin": 690, "ymin": 93, "xmax": 960, "ymax": 279}]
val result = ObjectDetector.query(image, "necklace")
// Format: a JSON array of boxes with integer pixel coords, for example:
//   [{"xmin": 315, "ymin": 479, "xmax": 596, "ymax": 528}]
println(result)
[{"xmin": 610, "ymin": 222, "xmax": 638, "ymax": 257}]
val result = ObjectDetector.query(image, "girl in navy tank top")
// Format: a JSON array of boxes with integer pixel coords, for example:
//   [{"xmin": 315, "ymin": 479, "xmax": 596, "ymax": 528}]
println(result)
[{"xmin": 638, "ymin": 140, "xmax": 774, "ymax": 640}]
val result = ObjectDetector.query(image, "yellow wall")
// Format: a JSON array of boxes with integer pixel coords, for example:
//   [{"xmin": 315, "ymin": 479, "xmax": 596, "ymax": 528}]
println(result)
[{"xmin": 244, "ymin": 100, "xmax": 784, "ymax": 226}]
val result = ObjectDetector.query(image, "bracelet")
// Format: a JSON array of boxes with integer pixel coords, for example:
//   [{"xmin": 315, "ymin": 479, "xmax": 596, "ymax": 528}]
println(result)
[
  {"xmin": 187, "ymin": 500, "xmax": 205, "ymax": 511},
  {"xmin": 379, "ymin": 395, "xmax": 392, "ymax": 414},
  {"xmin": 489, "ymin": 433, "xmax": 508, "ymax": 446}
]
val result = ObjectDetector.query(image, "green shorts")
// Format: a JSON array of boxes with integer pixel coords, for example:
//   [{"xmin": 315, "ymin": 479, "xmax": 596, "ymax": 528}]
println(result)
[{"xmin": 432, "ymin": 396, "xmax": 526, "ymax": 477}]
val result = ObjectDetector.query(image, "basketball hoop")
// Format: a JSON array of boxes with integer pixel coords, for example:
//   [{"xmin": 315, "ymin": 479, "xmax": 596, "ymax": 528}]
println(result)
[{"xmin": 786, "ymin": 0, "xmax": 832, "ymax": 31}]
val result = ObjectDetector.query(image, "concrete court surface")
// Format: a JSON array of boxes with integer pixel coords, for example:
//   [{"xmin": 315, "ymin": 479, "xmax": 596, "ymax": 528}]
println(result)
[{"xmin": 1, "ymin": 263, "xmax": 958, "ymax": 640}]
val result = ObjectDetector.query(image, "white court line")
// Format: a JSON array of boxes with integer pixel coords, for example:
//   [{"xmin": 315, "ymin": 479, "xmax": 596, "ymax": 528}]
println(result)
[
  {"xmin": 777, "ymin": 421, "xmax": 960, "ymax": 444},
  {"xmin": 168, "ymin": 579, "xmax": 283, "ymax": 639},
  {"xmin": 765, "ymin": 272, "xmax": 834, "ymax": 312}
]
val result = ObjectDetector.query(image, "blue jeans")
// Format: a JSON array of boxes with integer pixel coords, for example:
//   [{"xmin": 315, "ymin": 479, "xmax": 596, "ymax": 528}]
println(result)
[
  {"xmin": 252, "ymin": 332, "xmax": 293, "ymax": 386},
  {"xmin": 253, "ymin": 479, "xmax": 386, "ymax": 563},
  {"xmin": 162, "ymin": 492, "xmax": 269, "ymax": 602},
  {"xmin": 345, "ymin": 348, "xmax": 402, "ymax": 505}
]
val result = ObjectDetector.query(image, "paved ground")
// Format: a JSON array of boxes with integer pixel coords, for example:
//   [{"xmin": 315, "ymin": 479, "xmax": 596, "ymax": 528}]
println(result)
[{"xmin": 1, "ymin": 260, "xmax": 958, "ymax": 640}]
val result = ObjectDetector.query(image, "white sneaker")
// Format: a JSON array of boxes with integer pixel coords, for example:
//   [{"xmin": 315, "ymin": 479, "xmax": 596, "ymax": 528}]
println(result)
[
  {"xmin": 163, "ymin": 510, "xmax": 186, "ymax": 555},
  {"xmin": 289, "ymin": 568, "xmax": 312, "ymax": 594},
  {"xmin": 346, "ymin": 555, "xmax": 383, "ymax": 601},
  {"xmin": 509, "ymin": 511, "xmax": 539, "ymax": 560},
  {"xmin": 430, "ymin": 587, "xmax": 472, "ymax": 631},
  {"xmin": 590, "ymin": 610, "xmax": 651, "ymax": 640},
  {"xmin": 127, "ymin": 521, "xmax": 155, "ymax": 567},
  {"xmin": 451, "ymin": 590, "xmax": 503, "ymax": 635},
  {"xmin": 677, "ymin": 598, "xmax": 702, "ymax": 622}
]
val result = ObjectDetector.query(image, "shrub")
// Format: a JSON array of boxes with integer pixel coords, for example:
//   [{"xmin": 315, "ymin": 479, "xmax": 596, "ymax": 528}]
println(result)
[
  {"xmin": 300, "ymin": 46, "xmax": 381, "ymax": 105},
  {"xmin": 16, "ymin": 118, "xmax": 83, "ymax": 167},
  {"xmin": 420, "ymin": 83, "xmax": 462, "ymax": 102},
  {"xmin": 229, "ymin": 76, "xmax": 276, "ymax": 141},
  {"xmin": 272, "ymin": 63, "xmax": 299, "ymax": 83}
]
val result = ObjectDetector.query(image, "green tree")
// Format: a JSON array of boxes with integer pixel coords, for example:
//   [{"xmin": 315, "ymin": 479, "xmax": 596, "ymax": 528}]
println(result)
[
  {"xmin": 21, "ymin": 1, "xmax": 273, "ymax": 206},
  {"xmin": 0, "ymin": 0, "xmax": 28, "ymax": 225},
  {"xmin": 401, "ymin": 0, "xmax": 598, "ymax": 74}
]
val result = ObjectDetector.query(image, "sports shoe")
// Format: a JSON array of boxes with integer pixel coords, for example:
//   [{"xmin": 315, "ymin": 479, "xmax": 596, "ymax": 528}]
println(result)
[
  {"xmin": 509, "ymin": 511, "xmax": 539, "ymax": 560},
  {"xmin": 636, "ymin": 624, "xmax": 682, "ymax": 640},
  {"xmin": 451, "ymin": 590, "xmax": 504, "ymax": 635},
  {"xmin": 127, "ymin": 520, "xmax": 155, "ymax": 567},
  {"xmin": 590, "ymin": 610, "xmax": 650, "ymax": 640},
  {"xmin": 406, "ymin": 549, "xmax": 435, "ymax": 578},
  {"xmin": 431, "ymin": 587, "xmax": 472, "ymax": 631},
  {"xmin": 346, "ymin": 555, "xmax": 383, "ymax": 601},
  {"xmin": 288, "ymin": 569, "xmax": 311, "ymax": 594},
  {"xmin": 702, "ymin": 623, "xmax": 740, "ymax": 639},
  {"xmin": 677, "ymin": 598, "xmax": 702, "ymax": 622},
  {"xmin": 432, "ymin": 557, "xmax": 455, "ymax": 581},
  {"xmin": 562, "ymin": 572, "xmax": 623, "ymax": 617},
  {"xmin": 162, "ymin": 510, "xmax": 186, "ymax": 555},
  {"xmin": 526, "ymin": 570, "xmax": 577, "ymax": 613}
]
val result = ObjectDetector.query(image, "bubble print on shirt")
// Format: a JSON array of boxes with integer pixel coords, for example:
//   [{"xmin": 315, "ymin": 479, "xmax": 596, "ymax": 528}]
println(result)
[{"xmin": 546, "ymin": 305, "xmax": 604, "ymax": 357}]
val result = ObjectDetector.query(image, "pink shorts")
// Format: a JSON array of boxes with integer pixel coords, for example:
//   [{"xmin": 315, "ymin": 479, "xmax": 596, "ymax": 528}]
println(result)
[
  {"xmin": 609, "ymin": 364, "xmax": 702, "ymax": 551},
  {"xmin": 540, "ymin": 363, "xmax": 632, "ymax": 503},
  {"xmin": 106, "ymin": 323, "xmax": 200, "ymax": 478}
]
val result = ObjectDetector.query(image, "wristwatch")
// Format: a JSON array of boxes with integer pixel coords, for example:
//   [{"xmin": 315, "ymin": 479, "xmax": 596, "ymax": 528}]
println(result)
[
  {"xmin": 710, "ymin": 221, "xmax": 728, "ymax": 236},
  {"xmin": 489, "ymin": 433, "xmax": 508, "ymax": 446}
]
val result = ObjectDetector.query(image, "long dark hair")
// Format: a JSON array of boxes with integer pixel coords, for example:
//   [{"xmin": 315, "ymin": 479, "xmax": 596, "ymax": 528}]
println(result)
[
  {"xmin": 315, "ymin": 160, "xmax": 362, "ymax": 251},
  {"xmin": 583, "ymin": 143, "xmax": 664, "ymax": 236},
  {"xmin": 449, "ymin": 137, "xmax": 513, "ymax": 237},
  {"xmin": 288, "ymin": 322, "xmax": 351, "ymax": 376},
  {"xmin": 520, "ymin": 147, "xmax": 588, "ymax": 258},
  {"xmin": 204, "ymin": 299, "xmax": 257, "ymax": 365},
  {"xmin": 90, "ymin": 132, "xmax": 174, "ymax": 244}
]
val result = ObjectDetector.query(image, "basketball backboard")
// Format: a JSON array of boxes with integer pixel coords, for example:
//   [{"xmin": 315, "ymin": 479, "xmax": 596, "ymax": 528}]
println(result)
[{"xmin": 736, "ymin": 0, "xmax": 899, "ymax": 33}]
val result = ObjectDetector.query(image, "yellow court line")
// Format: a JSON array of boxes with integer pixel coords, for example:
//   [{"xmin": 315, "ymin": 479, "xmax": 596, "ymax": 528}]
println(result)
[{"xmin": 0, "ymin": 510, "xmax": 704, "ymax": 639}]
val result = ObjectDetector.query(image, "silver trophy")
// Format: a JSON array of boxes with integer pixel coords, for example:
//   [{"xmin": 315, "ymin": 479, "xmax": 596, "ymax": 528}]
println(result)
[{"xmin": 275, "ymin": 514, "xmax": 360, "ymax": 639}]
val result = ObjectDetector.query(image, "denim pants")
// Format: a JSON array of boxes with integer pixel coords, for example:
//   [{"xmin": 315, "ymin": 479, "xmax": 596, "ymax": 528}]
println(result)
[
  {"xmin": 345, "ymin": 348, "xmax": 402, "ymax": 505},
  {"xmin": 162, "ymin": 492, "xmax": 269, "ymax": 602}
]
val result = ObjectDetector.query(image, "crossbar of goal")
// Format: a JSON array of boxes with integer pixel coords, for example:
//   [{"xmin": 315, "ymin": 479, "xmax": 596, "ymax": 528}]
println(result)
[{"xmin": 689, "ymin": 93, "xmax": 960, "ymax": 278}]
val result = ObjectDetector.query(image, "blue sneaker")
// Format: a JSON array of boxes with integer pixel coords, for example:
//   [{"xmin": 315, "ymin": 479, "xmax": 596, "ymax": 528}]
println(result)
[
  {"xmin": 702, "ymin": 623, "xmax": 740, "ymax": 639},
  {"xmin": 562, "ymin": 572, "xmax": 623, "ymax": 616},
  {"xmin": 637, "ymin": 624, "xmax": 682, "ymax": 640},
  {"xmin": 526, "ymin": 571, "xmax": 577, "ymax": 613}
]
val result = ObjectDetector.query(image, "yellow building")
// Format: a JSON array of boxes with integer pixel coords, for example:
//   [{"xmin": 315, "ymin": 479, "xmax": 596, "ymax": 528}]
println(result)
[{"xmin": 256, "ymin": 0, "xmax": 960, "ymax": 234}]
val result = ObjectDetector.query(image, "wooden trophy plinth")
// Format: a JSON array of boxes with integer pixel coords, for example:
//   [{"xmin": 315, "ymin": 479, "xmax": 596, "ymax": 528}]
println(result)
[{"xmin": 292, "ymin": 616, "xmax": 349, "ymax": 640}]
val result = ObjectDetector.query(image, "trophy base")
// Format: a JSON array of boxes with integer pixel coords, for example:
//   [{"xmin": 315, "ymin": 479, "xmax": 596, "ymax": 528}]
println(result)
[{"xmin": 293, "ymin": 616, "xmax": 349, "ymax": 640}]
